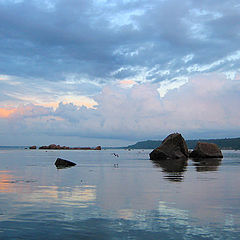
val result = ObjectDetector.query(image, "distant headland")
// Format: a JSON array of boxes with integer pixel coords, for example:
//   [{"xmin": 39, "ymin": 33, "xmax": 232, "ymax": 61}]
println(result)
[
  {"xmin": 125, "ymin": 137, "xmax": 240, "ymax": 150},
  {"xmin": 29, "ymin": 144, "xmax": 101, "ymax": 150}
]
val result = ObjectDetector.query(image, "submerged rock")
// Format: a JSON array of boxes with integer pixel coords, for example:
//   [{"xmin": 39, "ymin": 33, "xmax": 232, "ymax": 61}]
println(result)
[
  {"xmin": 189, "ymin": 142, "xmax": 223, "ymax": 158},
  {"xmin": 55, "ymin": 158, "xmax": 76, "ymax": 169},
  {"xmin": 149, "ymin": 133, "xmax": 188, "ymax": 160}
]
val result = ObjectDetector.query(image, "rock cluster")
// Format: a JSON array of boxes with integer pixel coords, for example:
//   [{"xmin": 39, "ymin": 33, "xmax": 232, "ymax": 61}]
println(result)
[
  {"xmin": 38, "ymin": 144, "xmax": 101, "ymax": 150},
  {"xmin": 150, "ymin": 133, "xmax": 223, "ymax": 161},
  {"xmin": 39, "ymin": 144, "xmax": 69, "ymax": 150}
]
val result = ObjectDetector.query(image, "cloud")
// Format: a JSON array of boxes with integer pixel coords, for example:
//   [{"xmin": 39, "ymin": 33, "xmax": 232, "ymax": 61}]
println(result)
[
  {"xmin": 0, "ymin": 108, "xmax": 16, "ymax": 118},
  {"xmin": 0, "ymin": 74, "xmax": 99, "ymax": 109},
  {"xmin": 0, "ymin": 0, "xmax": 240, "ymax": 85},
  {"xmin": 119, "ymin": 79, "xmax": 136, "ymax": 88},
  {"xmin": 8, "ymin": 104, "xmax": 52, "ymax": 119},
  {"xmin": 0, "ymin": 0, "xmax": 240, "ymax": 144},
  {"xmin": 1, "ymin": 73, "xmax": 240, "ymax": 144}
]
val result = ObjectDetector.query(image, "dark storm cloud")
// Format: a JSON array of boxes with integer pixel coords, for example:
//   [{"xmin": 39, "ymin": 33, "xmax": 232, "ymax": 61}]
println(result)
[{"xmin": 0, "ymin": 0, "xmax": 240, "ymax": 83}]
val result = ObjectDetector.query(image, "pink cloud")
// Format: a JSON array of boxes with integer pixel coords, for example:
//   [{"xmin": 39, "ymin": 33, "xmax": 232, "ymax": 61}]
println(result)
[
  {"xmin": 118, "ymin": 80, "xmax": 136, "ymax": 88},
  {"xmin": 8, "ymin": 104, "xmax": 53, "ymax": 119},
  {"xmin": 1, "ymin": 72, "xmax": 240, "ymax": 141},
  {"xmin": 0, "ymin": 108, "xmax": 16, "ymax": 118},
  {"xmin": 164, "ymin": 73, "xmax": 240, "ymax": 130}
]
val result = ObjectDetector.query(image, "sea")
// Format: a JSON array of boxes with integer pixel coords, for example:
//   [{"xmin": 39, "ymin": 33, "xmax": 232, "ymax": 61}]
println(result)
[{"xmin": 0, "ymin": 148, "xmax": 239, "ymax": 239}]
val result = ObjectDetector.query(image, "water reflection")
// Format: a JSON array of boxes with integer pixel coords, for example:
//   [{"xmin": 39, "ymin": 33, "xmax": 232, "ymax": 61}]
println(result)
[
  {"xmin": 56, "ymin": 165, "xmax": 75, "ymax": 170},
  {"xmin": 0, "ymin": 171, "xmax": 15, "ymax": 193},
  {"xmin": 0, "ymin": 171, "xmax": 34, "ymax": 193},
  {"xmin": 117, "ymin": 209, "xmax": 135, "ymax": 220},
  {"xmin": 25, "ymin": 185, "xmax": 96, "ymax": 208},
  {"xmin": 193, "ymin": 158, "xmax": 222, "ymax": 172},
  {"xmin": 158, "ymin": 201, "xmax": 189, "ymax": 227},
  {"xmin": 0, "ymin": 150, "xmax": 240, "ymax": 239},
  {"xmin": 151, "ymin": 159, "xmax": 187, "ymax": 182}
]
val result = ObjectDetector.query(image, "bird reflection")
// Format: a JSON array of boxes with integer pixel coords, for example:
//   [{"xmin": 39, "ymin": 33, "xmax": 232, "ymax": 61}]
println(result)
[
  {"xmin": 193, "ymin": 158, "xmax": 222, "ymax": 172},
  {"xmin": 151, "ymin": 159, "xmax": 187, "ymax": 182}
]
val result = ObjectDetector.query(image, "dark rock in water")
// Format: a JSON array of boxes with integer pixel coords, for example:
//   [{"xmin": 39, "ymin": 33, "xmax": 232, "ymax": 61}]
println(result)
[
  {"xmin": 55, "ymin": 158, "xmax": 76, "ymax": 169},
  {"xmin": 95, "ymin": 146, "xmax": 101, "ymax": 150},
  {"xmin": 29, "ymin": 146, "xmax": 37, "ymax": 149},
  {"xmin": 189, "ymin": 142, "xmax": 223, "ymax": 158},
  {"xmin": 39, "ymin": 145, "xmax": 48, "ymax": 149},
  {"xmin": 48, "ymin": 144, "xmax": 61, "ymax": 149},
  {"xmin": 149, "ymin": 133, "xmax": 188, "ymax": 160}
]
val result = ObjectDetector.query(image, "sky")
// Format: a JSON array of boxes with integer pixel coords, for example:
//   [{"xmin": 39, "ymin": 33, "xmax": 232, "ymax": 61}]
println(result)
[{"xmin": 0, "ymin": 0, "xmax": 240, "ymax": 146}]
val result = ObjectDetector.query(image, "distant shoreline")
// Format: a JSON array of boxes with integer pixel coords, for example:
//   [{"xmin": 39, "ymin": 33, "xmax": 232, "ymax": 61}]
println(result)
[
  {"xmin": 1, "ymin": 136, "xmax": 240, "ymax": 150},
  {"xmin": 125, "ymin": 137, "xmax": 240, "ymax": 150}
]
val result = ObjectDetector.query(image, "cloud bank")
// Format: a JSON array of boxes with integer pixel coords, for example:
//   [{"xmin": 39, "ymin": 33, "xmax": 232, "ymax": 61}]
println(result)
[
  {"xmin": 1, "ymin": 73, "xmax": 240, "ymax": 145},
  {"xmin": 0, "ymin": 0, "xmax": 240, "ymax": 145}
]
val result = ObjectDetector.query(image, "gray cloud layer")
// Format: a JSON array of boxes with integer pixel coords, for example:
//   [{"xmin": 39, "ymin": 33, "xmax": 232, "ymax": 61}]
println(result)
[
  {"xmin": 1, "ymin": 0, "xmax": 240, "ymax": 84},
  {"xmin": 1, "ymin": 0, "xmax": 240, "ymax": 145}
]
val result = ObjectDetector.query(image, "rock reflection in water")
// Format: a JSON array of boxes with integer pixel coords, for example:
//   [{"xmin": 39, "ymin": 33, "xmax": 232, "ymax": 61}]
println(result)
[
  {"xmin": 193, "ymin": 158, "xmax": 222, "ymax": 172},
  {"xmin": 151, "ymin": 159, "xmax": 187, "ymax": 182},
  {"xmin": 55, "ymin": 165, "xmax": 75, "ymax": 170}
]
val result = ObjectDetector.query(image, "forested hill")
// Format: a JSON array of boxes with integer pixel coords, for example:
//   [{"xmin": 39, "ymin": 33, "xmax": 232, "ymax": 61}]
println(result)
[{"xmin": 126, "ymin": 137, "xmax": 240, "ymax": 150}]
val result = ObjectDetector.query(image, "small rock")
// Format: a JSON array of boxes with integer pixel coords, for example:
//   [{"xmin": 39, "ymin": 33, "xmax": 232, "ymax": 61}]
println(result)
[
  {"xmin": 29, "ymin": 146, "xmax": 37, "ymax": 149},
  {"xmin": 49, "ymin": 144, "xmax": 57, "ymax": 149},
  {"xmin": 55, "ymin": 158, "xmax": 76, "ymax": 169},
  {"xmin": 39, "ymin": 145, "xmax": 48, "ymax": 149}
]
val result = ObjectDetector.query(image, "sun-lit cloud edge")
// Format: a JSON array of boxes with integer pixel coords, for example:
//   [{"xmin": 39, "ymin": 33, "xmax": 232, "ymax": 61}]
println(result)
[{"xmin": 0, "ymin": 72, "xmax": 240, "ymax": 144}]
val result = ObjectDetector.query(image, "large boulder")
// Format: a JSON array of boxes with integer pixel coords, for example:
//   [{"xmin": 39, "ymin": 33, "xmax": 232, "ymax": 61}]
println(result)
[
  {"xmin": 55, "ymin": 158, "xmax": 76, "ymax": 169},
  {"xmin": 149, "ymin": 133, "xmax": 188, "ymax": 160},
  {"xmin": 189, "ymin": 142, "xmax": 223, "ymax": 158}
]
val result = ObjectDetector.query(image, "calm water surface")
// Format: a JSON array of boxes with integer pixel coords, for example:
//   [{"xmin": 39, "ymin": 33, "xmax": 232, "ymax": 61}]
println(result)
[{"xmin": 0, "ymin": 149, "xmax": 239, "ymax": 239}]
